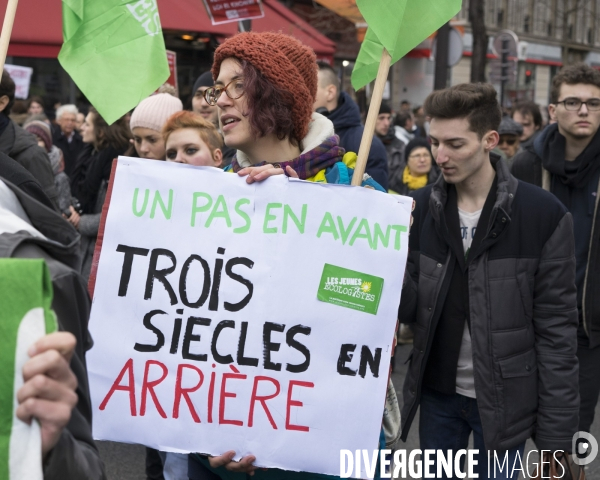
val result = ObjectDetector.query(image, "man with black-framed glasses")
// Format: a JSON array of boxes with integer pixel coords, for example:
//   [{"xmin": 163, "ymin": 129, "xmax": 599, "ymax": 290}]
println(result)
[{"xmin": 512, "ymin": 63, "xmax": 600, "ymax": 434}]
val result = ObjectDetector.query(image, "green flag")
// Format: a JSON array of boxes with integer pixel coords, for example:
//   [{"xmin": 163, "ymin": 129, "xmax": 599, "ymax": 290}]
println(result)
[
  {"xmin": 59, "ymin": 0, "xmax": 170, "ymax": 124},
  {"xmin": 0, "ymin": 259, "xmax": 57, "ymax": 480},
  {"xmin": 351, "ymin": 0, "xmax": 462, "ymax": 90}
]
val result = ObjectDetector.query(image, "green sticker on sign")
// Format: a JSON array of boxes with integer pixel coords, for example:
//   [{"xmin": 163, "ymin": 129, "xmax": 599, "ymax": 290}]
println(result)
[{"xmin": 317, "ymin": 264, "xmax": 384, "ymax": 315}]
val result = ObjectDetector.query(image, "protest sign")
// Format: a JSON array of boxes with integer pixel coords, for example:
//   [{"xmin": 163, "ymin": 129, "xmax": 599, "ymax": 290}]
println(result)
[
  {"xmin": 4, "ymin": 64, "xmax": 33, "ymax": 99},
  {"xmin": 202, "ymin": 0, "xmax": 264, "ymax": 25},
  {"xmin": 87, "ymin": 157, "xmax": 411, "ymax": 476}
]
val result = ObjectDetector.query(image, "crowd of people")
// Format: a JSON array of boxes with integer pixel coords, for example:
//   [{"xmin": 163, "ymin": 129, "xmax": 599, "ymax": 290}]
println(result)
[{"xmin": 1, "ymin": 30, "xmax": 599, "ymax": 480}]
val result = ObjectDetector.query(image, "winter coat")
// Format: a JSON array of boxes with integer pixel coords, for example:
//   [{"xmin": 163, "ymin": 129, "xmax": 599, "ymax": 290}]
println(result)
[
  {"xmin": 378, "ymin": 130, "xmax": 405, "ymax": 193},
  {"xmin": 0, "ymin": 117, "xmax": 59, "ymax": 209},
  {"xmin": 0, "ymin": 175, "xmax": 106, "ymax": 480},
  {"xmin": 48, "ymin": 145, "xmax": 72, "ymax": 214},
  {"xmin": 325, "ymin": 92, "xmax": 389, "ymax": 190},
  {"xmin": 70, "ymin": 144, "xmax": 121, "ymax": 215},
  {"xmin": 0, "ymin": 151, "xmax": 56, "ymax": 212},
  {"xmin": 400, "ymin": 155, "xmax": 579, "ymax": 452},
  {"xmin": 511, "ymin": 126, "xmax": 600, "ymax": 348},
  {"xmin": 78, "ymin": 179, "xmax": 107, "ymax": 282},
  {"xmin": 53, "ymin": 127, "xmax": 85, "ymax": 177}
]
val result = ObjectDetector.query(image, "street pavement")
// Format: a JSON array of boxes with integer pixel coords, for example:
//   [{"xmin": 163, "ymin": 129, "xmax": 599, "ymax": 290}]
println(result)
[{"xmin": 98, "ymin": 343, "xmax": 600, "ymax": 479}]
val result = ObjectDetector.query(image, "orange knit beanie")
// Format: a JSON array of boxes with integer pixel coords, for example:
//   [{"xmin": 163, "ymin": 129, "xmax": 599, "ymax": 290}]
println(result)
[{"xmin": 212, "ymin": 31, "xmax": 317, "ymax": 142}]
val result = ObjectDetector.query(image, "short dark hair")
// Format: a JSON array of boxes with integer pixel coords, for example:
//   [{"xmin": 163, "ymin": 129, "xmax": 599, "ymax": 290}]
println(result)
[
  {"xmin": 550, "ymin": 63, "xmax": 600, "ymax": 103},
  {"xmin": 511, "ymin": 101, "xmax": 542, "ymax": 128},
  {"xmin": 316, "ymin": 61, "xmax": 339, "ymax": 92},
  {"xmin": 423, "ymin": 83, "xmax": 502, "ymax": 138},
  {"xmin": 0, "ymin": 70, "xmax": 16, "ymax": 115},
  {"xmin": 395, "ymin": 111, "xmax": 412, "ymax": 129},
  {"xmin": 241, "ymin": 59, "xmax": 299, "ymax": 147}
]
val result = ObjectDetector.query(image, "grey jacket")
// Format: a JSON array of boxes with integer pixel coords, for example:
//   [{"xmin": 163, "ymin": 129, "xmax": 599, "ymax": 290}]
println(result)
[
  {"xmin": 0, "ymin": 177, "xmax": 106, "ymax": 480},
  {"xmin": 399, "ymin": 156, "xmax": 579, "ymax": 452},
  {"xmin": 0, "ymin": 119, "xmax": 59, "ymax": 209},
  {"xmin": 78, "ymin": 179, "xmax": 107, "ymax": 282}
]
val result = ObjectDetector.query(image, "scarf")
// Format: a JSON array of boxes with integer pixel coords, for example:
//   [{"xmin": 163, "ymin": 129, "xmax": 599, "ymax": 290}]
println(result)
[
  {"xmin": 229, "ymin": 135, "xmax": 344, "ymax": 180},
  {"xmin": 402, "ymin": 166, "xmax": 428, "ymax": 191},
  {"xmin": 538, "ymin": 122, "xmax": 600, "ymax": 189}
]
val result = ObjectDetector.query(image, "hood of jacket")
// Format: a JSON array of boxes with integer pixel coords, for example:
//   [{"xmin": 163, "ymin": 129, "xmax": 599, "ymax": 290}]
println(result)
[
  {"xmin": 0, "ymin": 120, "xmax": 40, "ymax": 157},
  {"xmin": 325, "ymin": 91, "xmax": 362, "ymax": 131},
  {"xmin": 0, "ymin": 176, "xmax": 81, "ymax": 271}
]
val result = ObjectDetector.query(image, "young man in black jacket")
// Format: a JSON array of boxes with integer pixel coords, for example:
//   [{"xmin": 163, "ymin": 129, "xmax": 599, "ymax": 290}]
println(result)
[
  {"xmin": 512, "ymin": 63, "xmax": 600, "ymax": 434},
  {"xmin": 400, "ymin": 83, "xmax": 579, "ymax": 479},
  {"xmin": 314, "ymin": 62, "xmax": 389, "ymax": 190}
]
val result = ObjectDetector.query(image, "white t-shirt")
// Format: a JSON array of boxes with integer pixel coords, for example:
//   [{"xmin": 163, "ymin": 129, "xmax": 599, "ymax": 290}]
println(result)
[{"xmin": 455, "ymin": 207, "xmax": 481, "ymax": 399}]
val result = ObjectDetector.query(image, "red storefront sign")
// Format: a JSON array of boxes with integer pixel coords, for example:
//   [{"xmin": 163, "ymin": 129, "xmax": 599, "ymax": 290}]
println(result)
[
  {"xmin": 156, "ymin": 50, "xmax": 178, "ymax": 94},
  {"xmin": 202, "ymin": 0, "xmax": 264, "ymax": 25}
]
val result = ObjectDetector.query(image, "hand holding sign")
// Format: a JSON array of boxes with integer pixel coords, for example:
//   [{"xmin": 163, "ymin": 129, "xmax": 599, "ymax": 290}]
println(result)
[
  {"xmin": 237, "ymin": 164, "xmax": 299, "ymax": 184},
  {"xmin": 208, "ymin": 451, "xmax": 258, "ymax": 475},
  {"xmin": 16, "ymin": 332, "xmax": 78, "ymax": 458}
]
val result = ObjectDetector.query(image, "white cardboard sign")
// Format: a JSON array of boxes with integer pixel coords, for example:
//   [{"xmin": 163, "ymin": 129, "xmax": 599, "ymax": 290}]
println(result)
[
  {"xmin": 5, "ymin": 65, "xmax": 33, "ymax": 100},
  {"xmin": 88, "ymin": 157, "xmax": 411, "ymax": 476}
]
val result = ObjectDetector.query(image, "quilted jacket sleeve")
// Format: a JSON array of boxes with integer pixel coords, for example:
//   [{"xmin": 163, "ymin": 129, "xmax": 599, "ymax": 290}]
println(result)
[{"xmin": 532, "ymin": 212, "xmax": 579, "ymax": 451}]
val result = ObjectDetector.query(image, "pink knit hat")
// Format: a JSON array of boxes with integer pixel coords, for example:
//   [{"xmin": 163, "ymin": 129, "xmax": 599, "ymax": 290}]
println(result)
[{"xmin": 130, "ymin": 93, "xmax": 183, "ymax": 132}]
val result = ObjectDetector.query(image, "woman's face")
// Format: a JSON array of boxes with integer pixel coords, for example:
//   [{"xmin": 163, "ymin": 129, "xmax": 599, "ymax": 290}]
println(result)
[
  {"xmin": 407, "ymin": 147, "xmax": 432, "ymax": 176},
  {"xmin": 215, "ymin": 58, "xmax": 253, "ymax": 151},
  {"xmin": 81, "ymin": 112, "xmax": 96, "ymax": 144},
  {"xmin": 132, "ymin": 127, "xmax": 165, "ymax": 160},
  {"xmin": 165, "ymin": 128, "xmax": 222, "ymax": 167},
  {"xmin": 28, "ymin": 101, "xmax": 43, "ymax": 115}
]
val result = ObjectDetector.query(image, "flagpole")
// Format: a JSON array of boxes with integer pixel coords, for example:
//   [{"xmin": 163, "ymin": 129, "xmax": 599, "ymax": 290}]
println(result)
[
  {"xmin": 351, "ymin": 48, "xmax": 392, "ymax": 187},
  {"xmin": 0, "ymin": 0, "xmax": 18, "ymax": 73}
]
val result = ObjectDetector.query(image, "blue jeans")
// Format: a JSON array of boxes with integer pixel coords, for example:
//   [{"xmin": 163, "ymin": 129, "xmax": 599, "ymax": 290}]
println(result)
[{"xmin": 419, "ymin": 387, "xmax": 525, "ymax": 480}]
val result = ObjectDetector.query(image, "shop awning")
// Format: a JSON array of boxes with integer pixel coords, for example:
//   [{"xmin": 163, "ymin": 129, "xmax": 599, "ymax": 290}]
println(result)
[
  {"xmin": 314, "ymin": 0, "xmax": 435, "ymax": 57},
  {"xmin": 226, "ymin": 0, "xmax": 337, "ymax": 60},
  {"xmin": 0, "ymin": 0, "xmax": 335, "ymax": 59}
]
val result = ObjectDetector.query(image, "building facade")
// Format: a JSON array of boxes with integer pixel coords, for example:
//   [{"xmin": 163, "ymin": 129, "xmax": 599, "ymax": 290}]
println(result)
[
  {"xmin": 451, "ymin": 0, "xmax": 600, "ymax": 111},
  {"xmin": 290, "ymin": 0, "xmax": 600, "ymax": 114}
]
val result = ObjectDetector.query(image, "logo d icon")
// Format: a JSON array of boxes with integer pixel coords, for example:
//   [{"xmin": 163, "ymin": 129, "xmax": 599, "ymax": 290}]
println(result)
[{"xmin": 572, "ymin": 431, "xmax": 598, "ymax": 466}]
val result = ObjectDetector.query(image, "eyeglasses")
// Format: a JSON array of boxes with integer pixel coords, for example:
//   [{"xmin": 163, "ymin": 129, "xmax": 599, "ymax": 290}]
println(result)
[
  {"xmin": 498, "ymin": 137, "xmax": 517, "ymax": 146},
  {"xmin": 203, "ymin": 79, "xmax": 245, "ymax": 106},
  {"xmin": 556, "ymin": 97, "xmax": 600, "ymax": 111}
]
